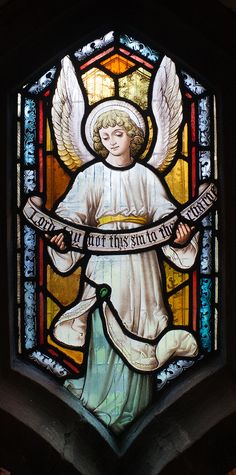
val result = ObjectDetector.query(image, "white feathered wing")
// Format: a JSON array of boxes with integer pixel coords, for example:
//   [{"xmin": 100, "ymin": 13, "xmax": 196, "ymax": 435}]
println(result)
[
  {"xmin": 148, "ymin": 55, "xmax": 183, "ymax": 172},
  {"xmin": 51, "ymin": 55, "xmax": 93, "ymax": 171}
]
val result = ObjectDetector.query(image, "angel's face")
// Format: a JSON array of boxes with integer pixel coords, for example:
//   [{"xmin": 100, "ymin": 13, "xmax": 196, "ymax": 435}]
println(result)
[{"xmin": 99, "ymin": 125, "xmax": 132, "ymax": 158}]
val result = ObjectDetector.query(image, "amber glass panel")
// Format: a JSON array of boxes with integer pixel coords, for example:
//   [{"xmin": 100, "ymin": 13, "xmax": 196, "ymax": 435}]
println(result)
[
  {"xmin": 46, "ymin": 296, "xmax": 60, "ymax": 329},
  {"xmin": 168, "ymin": 285, "xmax": 189, "ymax": 325},
  {"xmin": 140, "ymin": 116, "xmax": 153, "ymax": 160},
  {"xmin": 46, "ymin": 119, "xmax": 54, "ymax": 152},
  {"xmin": 165, "ymin": 158, "xmax": 189, "ymax": 204},
  {"xmin": 101, "ymin": 54, "xmax": 135, "ymax": 74},
  {"xmin": 46, "ymin": 155, "xmax": 71, "ymax": 210},
  {"xmin": 48, "ymin": 335, "xmax": 83, "ymax": 365},
  {"xmin": 47, "ymin": 265, "xmax": 81, "ymax": 307},
  {"xmin": 182, "ymin": 123, "xmax": 188, "ymax": 157},
  {"xmin": 164, "ymin": 261, "xmax": 189, "ymax": 293}
]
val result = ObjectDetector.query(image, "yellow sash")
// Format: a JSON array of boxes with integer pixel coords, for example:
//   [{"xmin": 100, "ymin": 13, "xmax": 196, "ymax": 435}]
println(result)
[{"xmin": 97, "ymin": 214, "xmax": 148, "ymax": 227}]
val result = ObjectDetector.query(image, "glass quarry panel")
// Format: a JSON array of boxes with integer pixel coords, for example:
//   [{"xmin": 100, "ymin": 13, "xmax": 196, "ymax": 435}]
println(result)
[
  {"xmin": 82, "ymin": 68, "xmax": 115, "ymax": 104},
  {"xmin": 119, "ymin": 67, "xmax": 151, "ymax": 109}
]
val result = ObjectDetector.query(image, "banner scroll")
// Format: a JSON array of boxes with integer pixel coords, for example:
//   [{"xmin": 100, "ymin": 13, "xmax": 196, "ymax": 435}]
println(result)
[{"xmin": 23, "ymin": 182, "xmax": 217, "ymax": 254}]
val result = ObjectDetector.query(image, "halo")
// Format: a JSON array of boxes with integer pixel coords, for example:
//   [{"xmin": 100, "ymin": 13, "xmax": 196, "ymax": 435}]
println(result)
[{"xmin": 85, "ymin": 100, "xmax": 146, "ymax": 150}]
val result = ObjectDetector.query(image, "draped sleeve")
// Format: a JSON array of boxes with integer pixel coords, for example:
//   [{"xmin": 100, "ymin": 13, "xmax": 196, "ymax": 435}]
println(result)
[{"xmin": 47, "ymin": 163, "xmax": 100, "ymax": 273}]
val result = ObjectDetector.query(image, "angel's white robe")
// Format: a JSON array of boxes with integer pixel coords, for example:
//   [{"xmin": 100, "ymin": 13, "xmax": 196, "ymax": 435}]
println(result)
[{"xmin": 48, "ymin": 160, "xmax": 199, "ymax": 432}]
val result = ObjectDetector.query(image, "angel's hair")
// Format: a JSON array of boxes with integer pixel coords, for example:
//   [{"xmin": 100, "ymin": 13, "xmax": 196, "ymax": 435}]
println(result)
[{"xmin": 92, "ymin": 110, "xmax": 145, "ymax": 158}]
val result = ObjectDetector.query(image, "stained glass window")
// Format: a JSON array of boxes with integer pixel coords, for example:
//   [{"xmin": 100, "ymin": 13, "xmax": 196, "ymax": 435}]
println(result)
[{"xmin": 16, "ymin": 31, "xmax": 218, "ymax": 433}]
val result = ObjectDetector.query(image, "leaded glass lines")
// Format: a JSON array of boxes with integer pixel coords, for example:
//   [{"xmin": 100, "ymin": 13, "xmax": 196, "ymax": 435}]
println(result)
[{"xmin": 16, "ymin": 31, "xmax": 219, "ymax": 413}]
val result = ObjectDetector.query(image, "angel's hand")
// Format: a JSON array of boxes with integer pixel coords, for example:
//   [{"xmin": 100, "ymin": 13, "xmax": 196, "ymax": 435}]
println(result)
[
  {"xmin": 174, "ymin": 222, "xmax": 194, "ymax": 246},
  {"xmin": 45, "ymin": 232, "xmax": 66, "ymax": 251}
]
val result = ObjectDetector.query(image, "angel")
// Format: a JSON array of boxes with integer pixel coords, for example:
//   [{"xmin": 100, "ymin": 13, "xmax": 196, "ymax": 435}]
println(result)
[{"xmin": 47, "ymin": 55, "xmax": 199, "ymax": 433}]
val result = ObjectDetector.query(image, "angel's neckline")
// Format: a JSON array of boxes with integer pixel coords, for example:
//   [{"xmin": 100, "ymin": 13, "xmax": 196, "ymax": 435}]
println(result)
[{"xmin": 104, "ymin": 157, "xmax": 135, "ymax": 171}]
